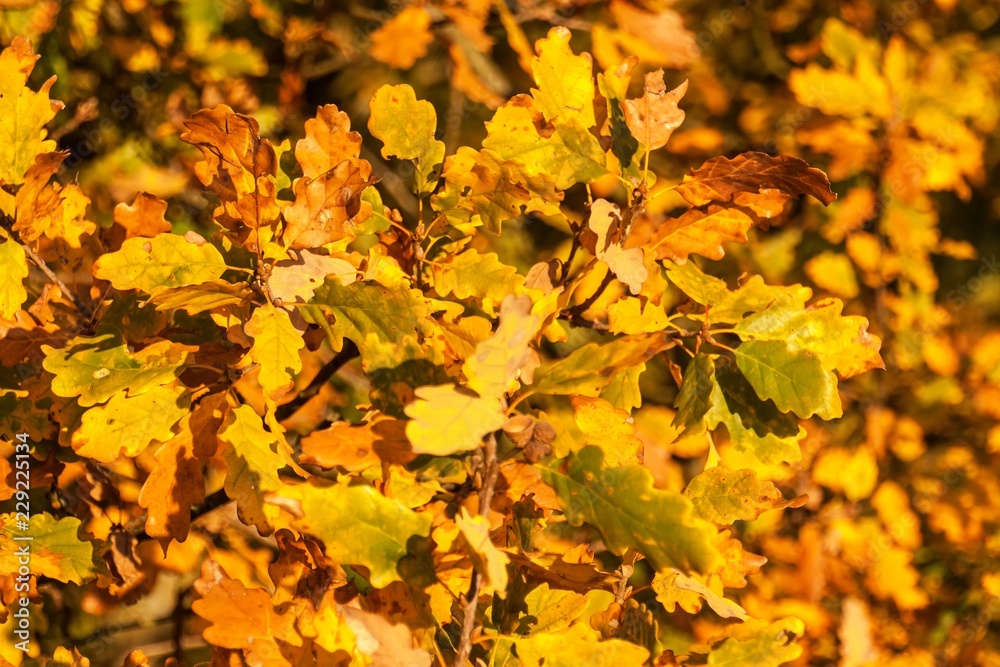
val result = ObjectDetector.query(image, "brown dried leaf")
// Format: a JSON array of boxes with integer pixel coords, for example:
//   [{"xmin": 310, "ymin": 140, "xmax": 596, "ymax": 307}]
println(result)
[{"xmin": 676, "ymin": 152, "xmax": 837, "ymax": 208}]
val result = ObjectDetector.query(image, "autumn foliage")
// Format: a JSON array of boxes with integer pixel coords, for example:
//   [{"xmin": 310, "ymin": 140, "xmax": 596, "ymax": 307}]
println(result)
[{"xmin": 0, "ymin": 1, "xmax": 998, "ymax": 666}]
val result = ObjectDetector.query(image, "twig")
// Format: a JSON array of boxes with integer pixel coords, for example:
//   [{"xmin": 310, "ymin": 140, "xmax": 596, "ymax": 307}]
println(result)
[
  {"xmin": 570, "ymin": 269, "xmax": 615, "ymax": 319},
  {"xmin": 452, "ymin": 432, "xmax": 500, "ymax": 667},
  {"xmin": 273, "ymin": 339, "xmax": 360, "ymax": 421},
  {"xmin": 19, "ymin": 240, "xmax": 93, "ymax": 319}
]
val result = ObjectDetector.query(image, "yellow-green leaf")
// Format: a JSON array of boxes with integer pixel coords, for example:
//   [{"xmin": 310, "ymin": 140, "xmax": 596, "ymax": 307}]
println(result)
[
  {"xmin": 1, "ymin": 514, "xmax": 96, "ymax": 585},
  {"xmin": 531, "ymin": 334, "xmax": 670, "ymax": 398},
  {"xmin": 217, "ymin": 404, "xmax": 289, "ymax": 535},
  {"xmin": 92, "ymin": 232, "xmax": 228, "ymax": 293},
  {"xmin": 507, "ymin": 622, "xmax": 650, "ymax": 667},
  {"xmin": 702, "ymin": 618, "xmax": 805, "ymax": 666},
  {"xmin": 684, "ymin": 467, "xmax": 784, "ymax": 525},
  {"xmin": 367, "ymin": 84, "xmax": 445, "ymax": 195},
  {"xmin": 268, "ymin": 480, "xmax": 433, "ymax": 588},
  {"xmin": 301, "ymin": 278, "xmax": 431, "ymax": 365},
  {"xmin": 483, "ymin": 97, "xmax": 606, "ymax": 190},
  {"xmin": 463, "ymin": 294, "xmax": 539, "ymax": 399},
  {"xmin": 42, "ymin": 335, "xmax": 191, "ymax": 407},
  {"xmin": 735, "ymin": 340, "xmax": 842, "ymax": 420},
  {"xmin": 540, "ymin": 445, "xmax": 720, "ymax": 573},
  {"xmin": 146, "ymin": 279, "xmax": 252, "ymax": 314},
  {"xmin": 734, "ymin": 294, "xmax": 883, "ymax": 379},
  {"xmin": 433, "ymin": 249, "xmax": 525, "ymax": 316}
]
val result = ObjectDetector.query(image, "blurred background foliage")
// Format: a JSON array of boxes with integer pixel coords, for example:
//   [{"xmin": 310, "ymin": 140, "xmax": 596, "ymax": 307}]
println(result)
[{"xmin": 3, "ymin": 0, "xmax": 1000, "ymax": 664}]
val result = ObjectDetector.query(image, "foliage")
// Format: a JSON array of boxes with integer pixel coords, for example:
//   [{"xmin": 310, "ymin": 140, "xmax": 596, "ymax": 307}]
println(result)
[{"xmin": 0, "ymin": 1, "xmax": 997, "ymax": 666}]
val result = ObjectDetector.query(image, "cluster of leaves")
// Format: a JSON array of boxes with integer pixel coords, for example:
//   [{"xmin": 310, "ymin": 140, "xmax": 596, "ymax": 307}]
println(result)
[{"xmin": 0, "ymin": 0, "xmax": 998, "ymax": 666}]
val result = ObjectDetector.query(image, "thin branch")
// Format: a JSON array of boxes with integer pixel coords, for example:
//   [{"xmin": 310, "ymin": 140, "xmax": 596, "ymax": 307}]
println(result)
[
  {"xmin": 273, "ymin": 339, "xmax": 360, "ymax": 422},
  {"xmin": 453, "ymin": 432, "xmax": 500, "ymax": 667},
  {"xmin": 18, "ymin": 239, "xmax": 93, "ymax": 319},
  {"xmin": 569, "ymin": 269, "xmax": 615, "ymax": 320}
]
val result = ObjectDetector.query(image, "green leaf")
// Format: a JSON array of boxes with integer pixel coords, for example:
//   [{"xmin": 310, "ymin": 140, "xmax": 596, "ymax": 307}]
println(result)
[
  {"xmin": 597, "ymin": 59, "xmax": 642, "ymax": 178},
  {"xmin": 540, "ymin": 445, "xmax": 720, "ymax": 573},
  {"xmin": 709, "ymin": 363, "xmax": 805, "ymax": 464},
  {"xmin": 92, "ymin": 233, "xmax": 228, "ymax": 293},
  {"xmin": 673, "ymin": 353, "xmax": 716, "ymax": 435},
  {"xmin": 735, "ymin": 340, "xmax": 842, "ymax": 420},
  {"xmin": 684, "ymin": 467, "xmax": 783, "ymax": 525},
  {"xmin": 1, "ymin": 514, "xmax": 97, "ymax": 584},
  {"xmin": 42, "ymin": 334, "xmax": 191, "ymax": 407},
  {"xmin": 244, "ymin": 303, "xmax": 304, "ymax": 401},
  {"xmin": 71, "ymin": 386, "xmax": 188, "ymax": 463},
  {"xmin": 599, "ymin": 363, "xmax": 644, "ymax": 412},
  {"xmin": 404, "ymin": 385, "xmax": 506, "ymax": 456},
  {"xmin": 0, "ymin": 231, "xmax": 28, "ymax": 318},
  {"xmin": 665, "ymin": 260, "xmax": 813, "ymax": 324},
  {"xmin": 268, "ymin": 480, "xmax": 433, "ymax": 588},
  {"xmin": 530, "ymin": 334, "xmax": 670, "ymax": 398},
  {"xmin": 367, "ymin": 84, "xmax": 445, "ymax": 195},
  {"xmin": 518, "ymin": 584, "xmax": 589, "ymax": 634},
  {"xmin": 217, "ymin": 404, "xmax": 290, "ymax": 535},
  {"xmin": 301, "ymin": 278, "xmax": 431, "ymax": 363},
  {"xmin": 664, "ymin": 259, "xmax": 731, "ymax": 308}
]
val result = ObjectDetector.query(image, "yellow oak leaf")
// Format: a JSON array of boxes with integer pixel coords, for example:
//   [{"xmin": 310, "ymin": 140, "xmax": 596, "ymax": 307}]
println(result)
[
  {"xmin": 571, "ymin": 395, "xmax": 642, "ymax": 467},
  {"xmin": 404, "ymin": 385, "xmax": 507, "ymax": 456},
  {"xmin": 0, "ymin": 230, "xmax": 28, "ymax": 319},
  {"xmin": 0, "ymin": 37, "xmax": 63, "ymax": 191},
  {"xmin": 71, "ymin": 385, "xmax": 188, "ymax": 463},
  {"xmin": 244, "ymin": 303, "xmax": 305, "ymax": 402},
  {"xmin": 455, "ymin": 507, "xmax": 510, "ymax": 597},
  {"xmin": 463, "ymin": 294, "xmax": 540, "ymax": 399},
  {"xmin": 92, "ymin": 232, "xmax": 228, "ymax": 293}
]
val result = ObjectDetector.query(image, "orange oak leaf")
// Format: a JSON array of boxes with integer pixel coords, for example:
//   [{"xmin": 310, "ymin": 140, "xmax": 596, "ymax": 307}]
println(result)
[
  {"xmin": 622, "ymin": 70, "xmax": 688, "ymax": 151},
  {"xmin": 111, "ymin": 192, "xmax": 172, "ymax": 241},
  {"xmin": 295, "ymin": 105, "xmax": 364, "ymax": 181},
  {"xmin": 300, "ymin": 414, "xmax": 415, "ymax": 471},
  {"xmin": 192, "ymin": 560, "xmax": 303, "ymax": 666},
  {"xmin": 181, "ymin": 105, "xmax": 280, "ymax": 251},
  {"xmin": 282, "ymin": 159, "xmax": 374, "ymax": 249}
]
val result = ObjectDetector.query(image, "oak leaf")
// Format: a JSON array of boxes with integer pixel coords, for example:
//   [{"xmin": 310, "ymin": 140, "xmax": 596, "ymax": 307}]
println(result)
[
  {"xmin": 622, "ymin": 71, "xmax": 688, "ymax": 151},
  {"xmin": 676, "ymin": 152, "xmax": 837, "ymax": 208}
]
